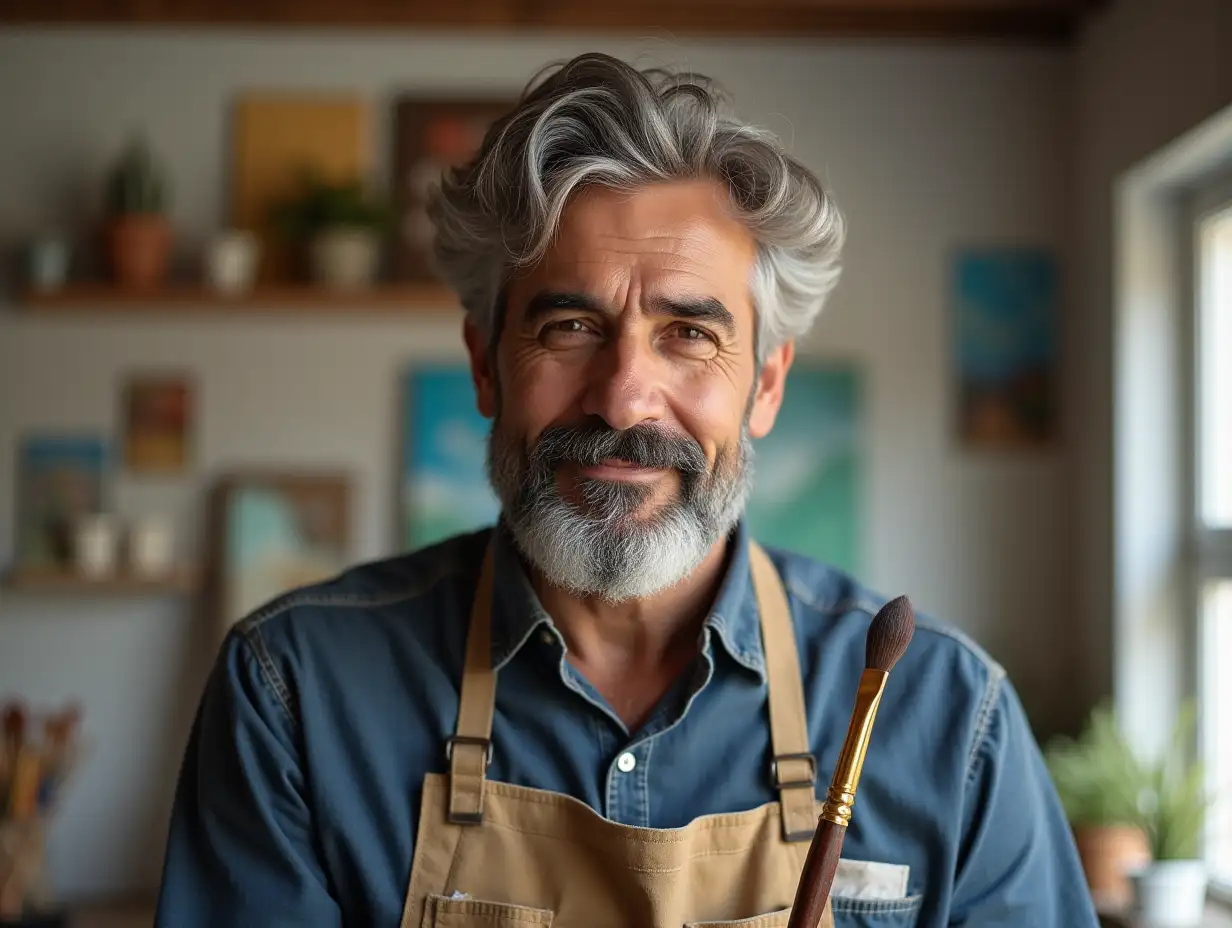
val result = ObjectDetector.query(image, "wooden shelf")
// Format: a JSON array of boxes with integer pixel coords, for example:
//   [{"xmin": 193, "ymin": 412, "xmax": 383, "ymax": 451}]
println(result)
[
  {"xmin": 3, "ymin": 565, "xmax": 200, "ymax": 595},
  {"xmin": 15, "ymin": 282, "xmax": 460, "ymax": 314}
]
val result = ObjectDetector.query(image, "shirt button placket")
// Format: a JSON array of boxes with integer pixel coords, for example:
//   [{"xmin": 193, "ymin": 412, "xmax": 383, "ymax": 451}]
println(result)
[{"xmin": 608, "ymin": 745, "xmax": 648, "ymax": 826}]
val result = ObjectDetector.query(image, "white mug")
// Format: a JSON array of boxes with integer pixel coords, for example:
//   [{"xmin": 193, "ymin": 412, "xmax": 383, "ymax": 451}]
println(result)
[
  {"xmin": 205, "ymin": 230, "xmax": 259, "ymax": 295},
  {"xmin": 129, "ymin": 516, "xmax": 175, "ymax": 577},
  {"xmin": 75, "ymin": 514, "xmax": 119, "ymax": 578}
]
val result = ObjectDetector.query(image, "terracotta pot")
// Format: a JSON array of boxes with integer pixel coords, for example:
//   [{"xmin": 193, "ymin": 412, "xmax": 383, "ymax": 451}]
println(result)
[
  {"xmin": 106, "ymin": 214, "xmax": 172, "ymax": 290},
  {"xmin": 1073, "ymin": 824, "xmax": 1152, "ymax": 910}
]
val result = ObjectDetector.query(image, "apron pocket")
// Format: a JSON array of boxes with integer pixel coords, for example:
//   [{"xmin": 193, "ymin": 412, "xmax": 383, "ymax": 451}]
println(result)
[
  {"xmin": 685, "ymin": 907, "xmax": 794, "ymax": 927},
  {"xmin": 423, "ymin": 894, "xmax": 555, "ymax": 927},
  {"xmin": 831, "ymin": 893, "xmax": 922, "ymax": 927}
]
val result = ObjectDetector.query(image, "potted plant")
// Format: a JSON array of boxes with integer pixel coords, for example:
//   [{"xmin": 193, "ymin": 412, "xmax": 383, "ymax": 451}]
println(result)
[
  {"xmin": 103, "ymin": 134, "xmax": 173, "ymax": 290},
  {"xmin": 1045, "ymin": 702, "xmax": 1153, "ymax": 909},
  {"xmin": 1128, "ymin": 701, "xmax": 1215, "ymax": 928},
  {"xmin": 270, "ymin": 170, "xmax": 393, "ymax": 290}
]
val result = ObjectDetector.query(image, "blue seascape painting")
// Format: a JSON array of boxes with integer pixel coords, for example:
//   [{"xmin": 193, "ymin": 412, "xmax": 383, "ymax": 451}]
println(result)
[
  {"xmin": 745, "ymin": 363, "xmax": 864, "ymax": 577},
  {"xmin": 401, "ymin": 366, "xmax": 500, "ymax": 550}
]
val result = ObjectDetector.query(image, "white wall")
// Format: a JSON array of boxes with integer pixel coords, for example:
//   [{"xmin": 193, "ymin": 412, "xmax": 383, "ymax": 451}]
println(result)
[
  {"xmin": 1071, "ymin": 0, "xmax": 1232, "ymax": 727},
  {"xmin": 0, "ymin": 29, "xmax": 1071, "ymax": 900}
]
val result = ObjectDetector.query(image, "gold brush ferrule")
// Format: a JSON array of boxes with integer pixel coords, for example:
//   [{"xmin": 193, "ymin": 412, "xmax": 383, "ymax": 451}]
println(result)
[{"xmin": 820, "ymin": 668, "xmax": 889, "ymax": 827}]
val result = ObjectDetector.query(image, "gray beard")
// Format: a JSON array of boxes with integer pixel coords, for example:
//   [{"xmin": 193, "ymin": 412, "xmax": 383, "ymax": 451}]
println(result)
[{"xmin": 487, "ymin": 420, "xmax": 753, "ymax": 603}]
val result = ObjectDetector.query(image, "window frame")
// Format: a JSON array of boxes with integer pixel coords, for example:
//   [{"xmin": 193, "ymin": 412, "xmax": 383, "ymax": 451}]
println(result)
[{"xmin": 1186, "ymin": 174, "xmax": 1232, "ymax": 900}]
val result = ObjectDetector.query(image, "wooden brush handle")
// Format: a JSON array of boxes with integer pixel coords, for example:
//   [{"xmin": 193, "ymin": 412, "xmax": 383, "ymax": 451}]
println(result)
[{"xmin": 787, "ymin": 818, "xmax": 846, "ymax": 928}]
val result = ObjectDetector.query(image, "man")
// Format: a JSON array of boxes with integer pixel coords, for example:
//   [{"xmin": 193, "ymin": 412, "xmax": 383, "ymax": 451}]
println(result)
[{"xmin": 155, "ymin": 53, "xmax": 1098, "ymax": 927}]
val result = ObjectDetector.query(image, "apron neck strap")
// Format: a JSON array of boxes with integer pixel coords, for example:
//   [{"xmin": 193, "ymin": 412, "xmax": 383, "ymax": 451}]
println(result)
[
  {"xmin": 449, "ymin": 536, "xmax": 816, "ymax": 842},
  {"xmin": 747, "ymin": 541, "xmax": 819, "ymax": 841},
  {"xmin": 446, "ymin": 545, "xmax": 497, "ymax": 825}
]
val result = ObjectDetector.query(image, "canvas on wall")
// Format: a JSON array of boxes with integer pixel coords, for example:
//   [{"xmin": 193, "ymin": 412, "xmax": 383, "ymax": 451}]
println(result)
[
  {"xmin": 211, "ymin": 472, "xmax": 351, "ymax": 628},
  {"xmin": 953, "ymin": 247, "xmax": 1060, "ymax": 449},
  {"xmin": 14, "ymin": 435, "xmax": 108, "ymax": 569},
  {"xmin": 392, "ymin": 98, "xmax": 513, "ymax": 282},
  {"xmin": 122, "ymin": 373, "xmax": 194, "ymax": 474},
  {"xmin": 745, "ymin": 363, "xmax": 864, "ymax": 577},
  {"xmin": 400, "ymin": 366, "xmax": 499, "ymax": 551}
]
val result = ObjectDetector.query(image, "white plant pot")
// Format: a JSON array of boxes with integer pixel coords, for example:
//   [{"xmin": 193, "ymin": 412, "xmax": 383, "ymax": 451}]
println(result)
[
  {"xmin": 1131, "ymin": 860, "xmax": 1208, "ymax": 927},
  {"xmin": 309, "ymin": 228, "xmax": 380, "ymax": 290}
]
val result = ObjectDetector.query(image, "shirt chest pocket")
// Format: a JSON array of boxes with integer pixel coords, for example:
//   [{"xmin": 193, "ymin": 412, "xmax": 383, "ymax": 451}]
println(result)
[
  {"xmin": 830, "ymin": 893, "xmax": 923, "ymax": 927},
  {"xmin": 422, "ymin": 894, "xmax": 554, "ymax": 927}
]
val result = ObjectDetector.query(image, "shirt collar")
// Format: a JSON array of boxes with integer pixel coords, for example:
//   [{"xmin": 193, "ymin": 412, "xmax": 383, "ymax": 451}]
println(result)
[{"xmin": 487, "ymin": 519, "xmax": 767, "ymax": 681}]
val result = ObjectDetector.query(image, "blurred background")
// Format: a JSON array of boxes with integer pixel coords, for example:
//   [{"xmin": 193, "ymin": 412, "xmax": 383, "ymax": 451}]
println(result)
[{"xmin": 0, "ymin": 0, "xmax": 1229, "ymax": 924}]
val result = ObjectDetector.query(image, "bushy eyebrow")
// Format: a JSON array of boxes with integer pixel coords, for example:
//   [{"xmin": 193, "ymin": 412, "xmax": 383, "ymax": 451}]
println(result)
[{"xmin": 522, "ymin": 291, "xmax": 735, "ymax": 338}]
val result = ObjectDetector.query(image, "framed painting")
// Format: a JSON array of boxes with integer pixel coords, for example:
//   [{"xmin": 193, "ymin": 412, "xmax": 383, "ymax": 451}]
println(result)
[
  {"xmin": 952, "ymin": 247, "xmax": 1060, "ymax": 450},
  {"xmin": 745, "ymin": 362, "xmax": 864, "ymax": 577},
  {"xmin": 400, "ymin": 365, "xmax": 499, "ymax": 551},
  {"xmin": 391, "ymin": 97, "xmax": 513, "ymax": 282},
  {"xmin": 211, "ymin": 471, "xmax": 352, "ymax": 628},
  {"xmin": 14, "ymin": 435, "xmax": 108, "ymax": 569},
  {"xmin": 121, "ymin": 373, "xmax": 194, "ymax": 474}
]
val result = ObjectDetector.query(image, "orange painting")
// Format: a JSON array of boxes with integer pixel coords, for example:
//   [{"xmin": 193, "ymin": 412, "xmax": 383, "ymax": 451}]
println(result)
[{"xmin": 123, "ymin": 375, "xmax": 193, "ymax": 473}]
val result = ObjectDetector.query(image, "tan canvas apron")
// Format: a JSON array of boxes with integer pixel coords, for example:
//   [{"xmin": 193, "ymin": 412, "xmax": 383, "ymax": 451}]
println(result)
[{"xmin": 401, "ymin": 541, "xmax": 835, "ymax": 928}]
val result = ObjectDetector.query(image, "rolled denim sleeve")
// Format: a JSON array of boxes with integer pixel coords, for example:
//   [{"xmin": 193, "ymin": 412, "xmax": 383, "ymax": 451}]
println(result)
[
  {"xmin": 155, "ymin": 626, "xmax": 342, "ymax": 927},
  {"xmin": 950, "ymin": 674, "xmax": 1100, "ymax": 927}
]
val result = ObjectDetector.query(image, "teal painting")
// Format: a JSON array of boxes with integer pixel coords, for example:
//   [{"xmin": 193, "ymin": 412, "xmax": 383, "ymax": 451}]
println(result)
[
  {"xmin": 746, "ymin": 363, "xmax": 864, "ymax": 576},
  {"xmin": 401, "ymin": 366, "xmax": 500, "ymax": 550}
]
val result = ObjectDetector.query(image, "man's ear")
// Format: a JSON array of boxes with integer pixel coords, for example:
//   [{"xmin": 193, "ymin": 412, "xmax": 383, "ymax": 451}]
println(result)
[
  {"xmin": 747, "ymin": 339, "xmax": 794, "ymax": 439},
  {"xmin": 464, "ymin": 318, "xmax": 498, "ymax": 419}
]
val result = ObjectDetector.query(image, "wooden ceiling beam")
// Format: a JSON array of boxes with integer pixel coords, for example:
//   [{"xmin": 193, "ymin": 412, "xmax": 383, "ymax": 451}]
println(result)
[{"xmin": 0, "ymin": 0, "xmax": 1101, "ymax": 41}]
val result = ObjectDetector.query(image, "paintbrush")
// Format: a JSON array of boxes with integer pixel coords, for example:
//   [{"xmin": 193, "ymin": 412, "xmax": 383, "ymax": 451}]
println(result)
[{"xmin": 786, "ymin": 595, "xmax": 915, "ymax": 928}]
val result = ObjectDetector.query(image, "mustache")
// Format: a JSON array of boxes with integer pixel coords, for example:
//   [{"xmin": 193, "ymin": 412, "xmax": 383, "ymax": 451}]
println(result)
[{"xmin": 530, "ymin": 421, "xmax": 709, "ymax": 475}]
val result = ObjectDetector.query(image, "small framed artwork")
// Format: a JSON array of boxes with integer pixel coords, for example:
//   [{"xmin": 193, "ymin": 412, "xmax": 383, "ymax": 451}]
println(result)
[
  {"xmin": 392, "ymin": 97, "xmax": 514, "ymax": 282},
  {"xmin": 122, "ymin": 373, "xmax": 194, "ymax": 474},
  {"xmin": 952, "ymin": 247, "xmax": 1060, "ymax": 450},
  {"xmin": 14, "ymin": 435, "xmax": 108, "ymax": 569},
  {"xmin": 210, "ymin": 471, "xmax": 352, "ymax": 628},
  {"xmin": 400, "ymin": 364, "xmax": 499, "ymax": 551}
]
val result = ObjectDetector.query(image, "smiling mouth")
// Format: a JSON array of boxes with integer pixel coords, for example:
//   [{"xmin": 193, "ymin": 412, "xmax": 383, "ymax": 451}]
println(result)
[{"xmin": 576, "ymin": 458, "xmax": 669, "ymax": 483}]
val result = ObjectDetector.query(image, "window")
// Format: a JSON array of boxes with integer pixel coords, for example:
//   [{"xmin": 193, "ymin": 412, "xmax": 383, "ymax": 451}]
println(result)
[{"xmin": 1195, "ymin": 200, "xmax": 1232, "ymax": 892}]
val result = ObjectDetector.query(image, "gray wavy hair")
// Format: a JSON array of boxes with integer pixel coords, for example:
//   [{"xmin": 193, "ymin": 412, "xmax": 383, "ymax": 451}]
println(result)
[{"xmin": 427, "ymin": 52, "xmax": 845, "ymax": 359}]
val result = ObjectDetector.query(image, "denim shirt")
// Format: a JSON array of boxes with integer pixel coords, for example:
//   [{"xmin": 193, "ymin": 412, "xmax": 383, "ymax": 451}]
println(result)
[{"xmin": 155, "ymin": 522, "xmax": 1099, "ymax": 927}]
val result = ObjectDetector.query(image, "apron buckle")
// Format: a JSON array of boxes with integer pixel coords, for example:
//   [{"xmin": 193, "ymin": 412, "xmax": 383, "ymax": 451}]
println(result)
[
  {"xmin": 770, "ymin": 751, "xmax": 816, "ymax": 790},
  {"xmin": 445, "ymin": 735, "xmax": 493, "ymax": 767}
]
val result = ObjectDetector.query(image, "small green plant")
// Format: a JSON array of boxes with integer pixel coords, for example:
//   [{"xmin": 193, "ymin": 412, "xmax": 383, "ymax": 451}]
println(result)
[
  {"xmin": 106, "ymin": 134, "xmax": 169, "ymax": 216},
  {"xmin": 1044, "ymin": 700, "xmax": 1147, "ymax": 828},
  {"xmin": 1136, "ymin": 701, "xmax": 1215, "ymax": 861},
  {"xmin": 269, "ymin": 168, "xmax": 394, "ymax": 244}
]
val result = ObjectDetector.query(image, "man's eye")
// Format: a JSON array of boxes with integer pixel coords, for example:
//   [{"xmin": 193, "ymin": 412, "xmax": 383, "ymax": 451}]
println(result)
[
  {"xmin": 670, "ymin": 324, "xmax": 718, "ymax": 348},
  {"xmin": 540, "ymin": 318, "xmax": 597, "ymax": 344}
]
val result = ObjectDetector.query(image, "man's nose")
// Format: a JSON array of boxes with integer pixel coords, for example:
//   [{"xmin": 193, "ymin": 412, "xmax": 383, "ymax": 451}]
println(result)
[{"xmin": 579, "ymin": 335, "xmax": 665, "ymax": 431}]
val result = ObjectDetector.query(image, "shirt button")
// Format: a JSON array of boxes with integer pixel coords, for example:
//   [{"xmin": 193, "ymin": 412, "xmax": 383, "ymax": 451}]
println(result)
[
  {"xmin": 539, "ymin": 630, "xmax": 554, "ymax": 645},
  {"xmin": 616, "ymin": 752, "xmax": 637, "ymax": 773}
]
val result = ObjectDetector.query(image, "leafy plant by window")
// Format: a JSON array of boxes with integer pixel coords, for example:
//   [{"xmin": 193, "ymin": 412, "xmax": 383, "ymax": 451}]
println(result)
[
  {"xmin": 1044, "ymin": 701, "xmax": 1146, "ymax": 828},
  {"xmin": 269, "ymin": 168, "xmax": 394, "ymax": 243},
  {"xmin": 1137, "ymin": 701, "xmax": 1215, "ymax": 861},
  {"xmin": 1045, "ymin": 699, "xmax": 1217, "ymax": 861}
]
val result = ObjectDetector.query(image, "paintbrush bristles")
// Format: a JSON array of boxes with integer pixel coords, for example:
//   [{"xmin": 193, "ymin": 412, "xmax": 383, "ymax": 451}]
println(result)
[{"xmin": 865, "ymin": 595, "xmax": 915, "ymax": 673}]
